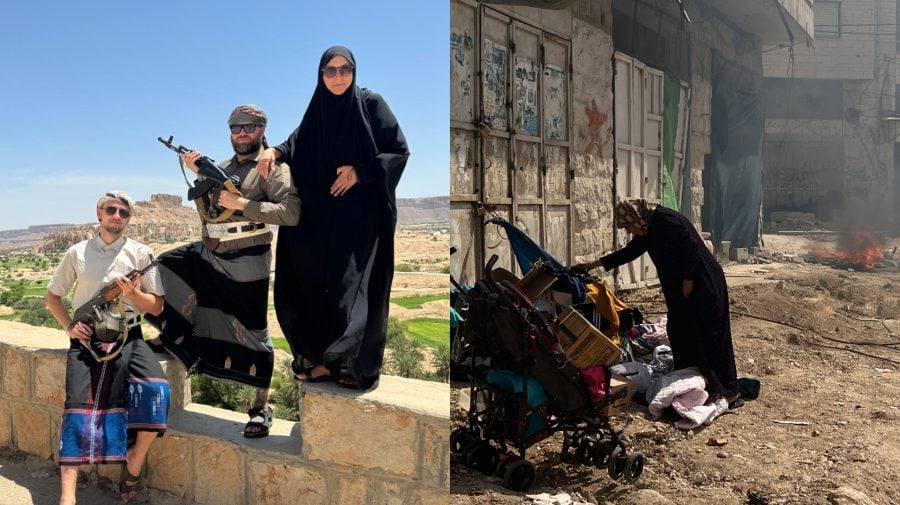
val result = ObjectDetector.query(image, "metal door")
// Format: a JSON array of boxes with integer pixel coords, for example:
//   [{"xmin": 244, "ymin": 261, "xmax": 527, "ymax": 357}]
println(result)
[
  {"xmin": 450, "ymin": 3, "xmax": 573, "ymax": 279},
  {"xmin": 613, "ymin": 52, "xmax": 663, "ymax": 288}
]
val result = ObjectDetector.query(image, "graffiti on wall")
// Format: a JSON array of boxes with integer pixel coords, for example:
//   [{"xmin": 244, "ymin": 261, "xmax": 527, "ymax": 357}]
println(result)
[
  {"xmin": 514, "ymin": 57, "xmax": 539, "ymax": 136},
  {"xmin": 580, "ymin": 98, "xmax": 607, "ymax": 157},
  {"xmin": 450, "ymin": 30, "xmax": 474, "ymax": 118},
  {"xmin": 482, "ymin": 39, "xmax": 508, "ymax": 129},
  {"xmin": 544, "ymin": 64, "xmax": 567, "ymax": 140}
]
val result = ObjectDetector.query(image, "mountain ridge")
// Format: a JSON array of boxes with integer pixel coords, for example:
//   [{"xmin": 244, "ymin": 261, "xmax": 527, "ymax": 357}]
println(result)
[{"xmin": 0, "ymin": 194, "xmax": 449, "ymax": 252}]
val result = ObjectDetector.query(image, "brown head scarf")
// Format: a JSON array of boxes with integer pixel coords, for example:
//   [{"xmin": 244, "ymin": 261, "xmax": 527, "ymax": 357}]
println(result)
[
  {"xmin": 614, "ymin": 199, "xmax": 656, "ymax": 233},
  {"xmin": 228, "ymin": 104, "xmax": 269, "ymax": 148}
]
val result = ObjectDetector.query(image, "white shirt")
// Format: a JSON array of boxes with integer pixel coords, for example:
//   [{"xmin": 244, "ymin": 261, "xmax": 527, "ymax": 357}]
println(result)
[{"xmin": 47, "ymin": 234, "xmax": 164, "ymax": 312}]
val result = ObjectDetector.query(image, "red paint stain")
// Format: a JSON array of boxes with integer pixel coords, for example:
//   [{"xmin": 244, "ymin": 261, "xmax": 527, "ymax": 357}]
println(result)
[{"xmin": 581, "ymin": 99, "xmax": 607, "ymax": 156}]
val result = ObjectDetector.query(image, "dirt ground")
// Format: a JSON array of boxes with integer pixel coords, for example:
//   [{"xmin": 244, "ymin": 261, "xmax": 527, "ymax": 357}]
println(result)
[{"xmin": 451, "ymin": 233, "xmax": 900, "ymax": 505}]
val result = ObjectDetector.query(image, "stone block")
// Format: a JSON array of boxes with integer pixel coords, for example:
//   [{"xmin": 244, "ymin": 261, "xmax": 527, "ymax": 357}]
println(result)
[
  {"xmin": 731, "ymin": 247, "xmax": 749, "ymax": 262},
  {"xmin": 193, "ymin": 439, "xmax": 243, "ymax": 505},
  {"xmin": 33, "ymin": 351, "xmax": 66, "ymax": 407},
  {"xmin": 301, "ymin": 395, "xmax": 418, "ymax": 477},
  {"xmin": 249, "ymin": 461, "xmax": 327, "ymax": 505},
  {"xmin": 421, "ymin": 422, "xmax": 449, "ymax": 488},
  {"xmin": 147, "ymin": 434, "xmax": 192, "ymax": 497},
  {"xmin": 374, "ymin": 479, "xmax": 410, "ymax": 505},
  {"xmin": 0, "ymin": 400, "xmax": 11, "ymax": 446},
  {"xmin": 716, "ymin": 241, "xmax": 731, "ymax": 263},
  {"xmin": 97, "ymin": 462, "xmax": 121, "ymax": 482},
  {"xmin": 3, "ymin": 345, "xmax": 30, "ymax": 398},
  {"xmin": 333, "ymin": 474, "xmax": 371, "ymax": 505},
  {"xmin": 12, "ymin": 402, "xmax": 52, "ymax": 458}
]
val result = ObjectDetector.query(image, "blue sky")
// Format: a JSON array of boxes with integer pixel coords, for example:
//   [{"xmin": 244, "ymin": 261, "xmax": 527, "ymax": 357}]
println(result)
[{"xmin": 0, "ymin": 1, "xmax": 448, "ymax": 231}]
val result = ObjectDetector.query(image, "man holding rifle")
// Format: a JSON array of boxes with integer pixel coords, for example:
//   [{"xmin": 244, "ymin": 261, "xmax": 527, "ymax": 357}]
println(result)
[
  {"xmin": 45, "ymin": 191, "xmax": 168, "ymax": 504},
  {"xmin": 147, "ymin": 104, "xmax": 299, "ymax": 438}
]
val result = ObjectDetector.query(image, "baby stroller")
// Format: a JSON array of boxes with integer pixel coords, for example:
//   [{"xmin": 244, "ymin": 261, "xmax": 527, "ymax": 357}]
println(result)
[{"xmin": 450, "ymin": 219, "xmax": 645, "ymax": 491}]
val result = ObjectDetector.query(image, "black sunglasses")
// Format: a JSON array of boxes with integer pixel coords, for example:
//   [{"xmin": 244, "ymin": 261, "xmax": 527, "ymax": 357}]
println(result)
[
  {"xmin": 103, "ymin": 206, "xmax": 131, "ymax": 219},
  {"xmin": 322, "ymin": 64, "xmax": 353, "ymax": 78},
  {"xmin": 229, "ymin": 124, "xmax": 259, "ymax": 134}
]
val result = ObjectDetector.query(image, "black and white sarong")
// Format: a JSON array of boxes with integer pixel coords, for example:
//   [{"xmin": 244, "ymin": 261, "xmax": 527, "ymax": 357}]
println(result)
[{"xmin": 147, "ymin": 242, "xmax": 273, "ymax": 389}]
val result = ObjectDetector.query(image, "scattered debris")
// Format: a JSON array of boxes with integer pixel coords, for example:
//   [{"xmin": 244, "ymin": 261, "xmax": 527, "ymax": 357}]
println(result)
[{"xmin": 706, "ymin": 437, "xmax": 728, "ymax": 447}]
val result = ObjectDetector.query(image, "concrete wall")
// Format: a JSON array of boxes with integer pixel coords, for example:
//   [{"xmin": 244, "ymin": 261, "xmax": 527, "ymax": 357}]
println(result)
[
  {"xmin": 763, "ymin": 0, "xmax": 897, "ymax": 223},
  {"xmin": 0, "ymin": 321, "xmax": 449, "ymax": 505}
]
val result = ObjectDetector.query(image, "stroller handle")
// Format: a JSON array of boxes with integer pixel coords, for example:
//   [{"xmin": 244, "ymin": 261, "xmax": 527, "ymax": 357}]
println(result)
[{"xmin": 483, "ymin": 254, "xmax": 500, "ymax": 281}]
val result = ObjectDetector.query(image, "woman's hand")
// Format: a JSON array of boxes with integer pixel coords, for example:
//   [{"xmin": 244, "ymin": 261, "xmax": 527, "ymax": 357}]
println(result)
[
  {"xmin": 575, "ymin": 259, "xmax": 602, "ymax": 271},
  {"xmin": 66, "ymin": 321, "xmax": 92, "ymax": 341},
  {"xmin": 331, "ymin": 165, "xmax": 358, "ymax": 197},
  {"xmin": 682, "ymin": 278, "xmax": 694, "ymax": 298},
  {"xmin": 256, "ymin": 148, "xmax": 280, "ymax": 180},
  {"xmin": 181, "ymin": 151, "xmax": 203, "ymax": 174}
]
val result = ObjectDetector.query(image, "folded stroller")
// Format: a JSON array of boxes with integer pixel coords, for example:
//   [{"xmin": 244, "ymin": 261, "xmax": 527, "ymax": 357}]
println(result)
[{"xmin": 450, "ymin": 218, "xmax": 645, "ymax": 491}]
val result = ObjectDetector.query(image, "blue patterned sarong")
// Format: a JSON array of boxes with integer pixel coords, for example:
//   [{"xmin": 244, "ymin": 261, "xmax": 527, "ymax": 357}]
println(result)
[{"xmin": 59, "ymin": 328, "xmax": 169, "ymax": 465}]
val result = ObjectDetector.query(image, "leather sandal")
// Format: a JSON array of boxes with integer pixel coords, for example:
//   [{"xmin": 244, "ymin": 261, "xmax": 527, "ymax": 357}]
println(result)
[
  {"xmin": 244, "ymin": 406, "xmax": 273, "ymax": 438},
  {"xmin": 118, "ymin": 462, "xmax": 146, "ymax": 503}
]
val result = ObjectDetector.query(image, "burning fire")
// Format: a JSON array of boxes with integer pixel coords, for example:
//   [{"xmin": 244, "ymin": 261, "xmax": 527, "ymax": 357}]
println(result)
[{"xmin": 809, "ymin": 230, "xmax": 884, "ymax": 270}]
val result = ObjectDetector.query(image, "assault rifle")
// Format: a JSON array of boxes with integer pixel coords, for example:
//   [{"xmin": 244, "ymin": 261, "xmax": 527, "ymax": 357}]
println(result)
[
  {"xmin": 157, "ymin": 135, "xmax": 243, "ymax": 222},
  {"xmin": 72, "ymin": 257, "xmax": 159, "ymax": 343}
]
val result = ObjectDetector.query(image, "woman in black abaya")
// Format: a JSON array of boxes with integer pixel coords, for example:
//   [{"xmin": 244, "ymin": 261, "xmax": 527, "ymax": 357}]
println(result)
[
  {"xmin": 258, "ymin": 46, "xmax": 409, "ymax": 390},
  {"xmin": 581, "ymin": 200, "xmax": 740, "ymax": 405}
]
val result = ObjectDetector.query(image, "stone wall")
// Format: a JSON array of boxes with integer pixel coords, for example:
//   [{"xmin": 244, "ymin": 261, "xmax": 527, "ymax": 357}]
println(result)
[{"xmin": 0, "ymin": 321, "xmax": 449, "ymax": 505}]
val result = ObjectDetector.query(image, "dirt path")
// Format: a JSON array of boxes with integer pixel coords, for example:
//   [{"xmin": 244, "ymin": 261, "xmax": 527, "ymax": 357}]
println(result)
[{"xmin": 451, "ymin": 234, "xmax": 900, "ymax": 505}]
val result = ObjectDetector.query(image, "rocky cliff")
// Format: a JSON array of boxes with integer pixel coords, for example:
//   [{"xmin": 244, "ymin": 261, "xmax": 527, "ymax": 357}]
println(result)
[
  {"xmin": 10, "ymin": 194, "xmax": 448, "ymax": 252},
  {"xmin": 34, "ymin": 194, "xmax": 201, "ymax": 253}
]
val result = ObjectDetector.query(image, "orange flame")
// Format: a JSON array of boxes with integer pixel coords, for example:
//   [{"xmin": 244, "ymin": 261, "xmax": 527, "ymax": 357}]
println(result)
[
  {"xmin": 807, "ymin": 231, "xmax": 884, "ymax": 270},
  {"xmin": 835, "ymin": 231, "xmax": 884, "ymax": 270}
]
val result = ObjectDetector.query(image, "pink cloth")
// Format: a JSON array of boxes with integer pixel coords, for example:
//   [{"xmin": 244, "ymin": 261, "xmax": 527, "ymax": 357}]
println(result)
[
  {"xmin": 648, "ymin": 367, "xmax": 729, "ymax": 429},
  {"xmin": 582, "ymin": 366, "xmax": 608, "ymax": 403}
]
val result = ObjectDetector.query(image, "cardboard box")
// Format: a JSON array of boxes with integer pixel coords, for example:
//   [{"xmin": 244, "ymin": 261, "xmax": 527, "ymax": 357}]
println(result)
[
  {"xmin": 598, "ymin": 374, "xmax": 633, "ymax": 417},
  {"xmin": 516, "ymin": 262, "xmax": 556, "ymax": 301},
  {"xmin": 556, "ymin": 306, "xmax": 621, "ymax": 368}
]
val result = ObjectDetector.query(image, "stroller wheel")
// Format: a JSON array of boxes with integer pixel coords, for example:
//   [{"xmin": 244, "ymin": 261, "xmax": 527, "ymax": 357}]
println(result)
[
  {"xmin": 492, "ymin": 454, "xmax": 513, "ymax": 478},
  {"xmin": 594, "ymin": 444, "xmax": 613, "ymax": 469},
  {"xmin": 607, "ymin": 447, "xmax": 627, "ymax": 480},
  {"xmin": 450, "ymin": 428, "xmax": 478, "ymax": 455},
  {"xmin": 623, "ymin": 452, "xmax": 645, "ymax": 483},
  {"xmin": 466, "ymin": 441, "xmax": 500, "ymax": 475},
  {"xmin": 503, "ymin": 459, "xmax": 536, "ymax": 492}
]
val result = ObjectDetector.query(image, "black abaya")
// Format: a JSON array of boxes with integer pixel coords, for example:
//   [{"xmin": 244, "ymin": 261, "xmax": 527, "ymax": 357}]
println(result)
[
  {"xmin": 601, "ymin": 206, "xmax": 738, "ymax": 399},
  {"xmin": 273, "ymin": 47, "xmax": 409, "ymax": 390}
]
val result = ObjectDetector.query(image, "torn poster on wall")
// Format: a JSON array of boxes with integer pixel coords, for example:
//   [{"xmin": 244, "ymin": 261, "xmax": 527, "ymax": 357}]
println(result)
[
  {"xmin": 514, "ymin": 57, "xmax": 539, "ymax": 136},
  {"xmin": 482, "ymin": 38, "xmax": 508, "ymax": 130},
  {"xmin": 544, "ymin": 64, "xmax": 567, "ymax": 140},
  {"xmin": 450, "ymin": 30, "xmax": 474, "ymax": 119}
]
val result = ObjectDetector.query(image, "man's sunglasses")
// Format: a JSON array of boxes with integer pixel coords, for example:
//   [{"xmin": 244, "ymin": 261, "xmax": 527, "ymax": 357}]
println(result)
[
  {"xmin": 103, "ymin": 206, "xmax": 131, "ymax": 219},
  {"xmin": 229, "ymin": 124, "xmax": 260, "ymax": 134},
  {"xmin": 322, "ymin": 64, "xmax": 353, "ymax": 78}
]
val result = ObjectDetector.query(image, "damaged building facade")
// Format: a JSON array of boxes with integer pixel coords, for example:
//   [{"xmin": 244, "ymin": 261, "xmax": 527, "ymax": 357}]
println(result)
[
  {"xmin": 762, "ymin": 0, "xmax": 898, "ymax": 228},
  {"xmin": 450, "ymin": 0, "xmax": 812, "ymax": 288}
]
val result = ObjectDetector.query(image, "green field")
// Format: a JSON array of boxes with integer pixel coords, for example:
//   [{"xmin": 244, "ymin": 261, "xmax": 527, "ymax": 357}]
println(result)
[
  {"xmin": 406, "ymin": 318, "xmax": 449, "ymax": 348},
  {"xmin": 272, "ymin": 337, "xmax": 291, "ymax": 353},
  {"xmin": 390, "ymin": 294, "xmax": 447, "ymax": 309}
]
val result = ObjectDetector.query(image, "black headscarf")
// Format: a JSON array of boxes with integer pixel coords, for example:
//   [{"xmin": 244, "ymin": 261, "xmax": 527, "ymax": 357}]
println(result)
[{"xmin": 291, "ymin": 46, "xmax": 379, "ymax": 192}]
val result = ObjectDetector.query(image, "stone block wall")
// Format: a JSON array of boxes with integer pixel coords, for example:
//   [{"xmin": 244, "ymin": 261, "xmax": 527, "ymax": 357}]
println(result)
[{"xmin": 0, "ymin": 321, "xmax": 449, "ymax": 505}]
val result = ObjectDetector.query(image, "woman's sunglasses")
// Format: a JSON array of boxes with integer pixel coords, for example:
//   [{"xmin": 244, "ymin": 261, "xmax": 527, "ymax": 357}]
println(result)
[{"xmin": 322, "ymin": 64, "xmax": 353, "ymax": 78}]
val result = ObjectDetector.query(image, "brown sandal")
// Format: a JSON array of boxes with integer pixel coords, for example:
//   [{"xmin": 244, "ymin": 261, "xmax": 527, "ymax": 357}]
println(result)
[{"xmin": 118, "ymin": 462, "xmax": 145, "ymax": 503}]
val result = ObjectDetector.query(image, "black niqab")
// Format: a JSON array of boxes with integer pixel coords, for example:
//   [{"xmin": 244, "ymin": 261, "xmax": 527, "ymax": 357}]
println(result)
[
  {"xmin": 273, "ymin": 46, "xmax": 410, "ymax": 391},
  {"xmin": 294, "ymin": 46, "xmax": 378, "ymax": 192}
]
